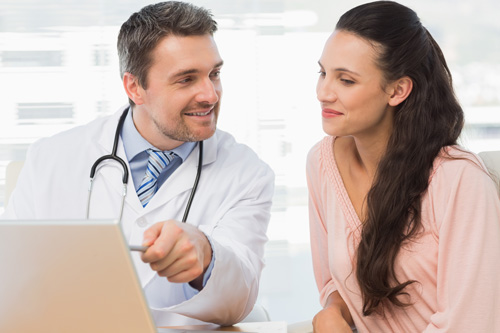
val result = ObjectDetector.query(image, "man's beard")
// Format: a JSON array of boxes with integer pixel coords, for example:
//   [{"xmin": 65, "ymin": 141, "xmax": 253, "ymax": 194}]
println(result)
[{"xmin": 153, "ymin": 103, "xmax": 219, "ymax": 142}]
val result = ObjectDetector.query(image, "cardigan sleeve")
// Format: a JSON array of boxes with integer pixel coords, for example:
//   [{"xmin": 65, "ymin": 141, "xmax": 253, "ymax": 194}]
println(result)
[
  {"xmin": 423, "ymin": 155, "xmax": 500, "ymax": 332},
  {"xmin": 307, "ymin": 141, "xmax": 338, "ymax": 307}
]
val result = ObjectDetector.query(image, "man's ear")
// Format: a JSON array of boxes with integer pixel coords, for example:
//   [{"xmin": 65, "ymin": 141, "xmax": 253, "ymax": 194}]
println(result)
[
  {"xmin": 123, "ymin": 72, "xmax": 145, "ymax": 105},
  {"xmin": 388, "ymin": 76, "xmax": 413, "ymax": 107}
]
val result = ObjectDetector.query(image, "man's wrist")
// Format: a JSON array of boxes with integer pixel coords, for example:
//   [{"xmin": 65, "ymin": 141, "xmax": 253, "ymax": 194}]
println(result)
[{"xmin": 189, "ymin": 233, "xmax": 215, "ymax": 291}]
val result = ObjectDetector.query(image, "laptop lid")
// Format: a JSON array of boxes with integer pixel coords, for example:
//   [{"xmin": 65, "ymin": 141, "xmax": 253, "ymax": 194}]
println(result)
[{"xmin": 0, "ymin": 219, "xmax": 156, "ymax": 333}]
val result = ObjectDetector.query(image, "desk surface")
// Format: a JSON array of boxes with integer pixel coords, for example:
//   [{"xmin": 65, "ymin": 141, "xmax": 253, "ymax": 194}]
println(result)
[{"xmin": 162, "ymin": 321, "xmax": 287, "ymax": 332}]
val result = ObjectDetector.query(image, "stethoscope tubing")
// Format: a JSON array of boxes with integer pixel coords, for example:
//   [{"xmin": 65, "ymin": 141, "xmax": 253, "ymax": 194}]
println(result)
[
  {"xmin": 86, "ymin": 107, "xmax": 202, "ymax": 224},
  {"xmin": 182, "ymin": 140, "xmax": 203, "ymax": 222}
]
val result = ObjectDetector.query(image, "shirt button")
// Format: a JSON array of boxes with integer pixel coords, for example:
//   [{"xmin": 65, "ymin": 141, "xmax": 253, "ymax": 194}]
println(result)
[{"xmin": 136, "ymin": 217, "xmax": 148, "ymax": 227}]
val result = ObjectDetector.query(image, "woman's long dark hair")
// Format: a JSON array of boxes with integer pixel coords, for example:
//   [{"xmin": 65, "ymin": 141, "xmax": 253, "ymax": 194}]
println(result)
[{"xmin": 335, "ymin": 1, "xmax": 464, "ymax": 315}]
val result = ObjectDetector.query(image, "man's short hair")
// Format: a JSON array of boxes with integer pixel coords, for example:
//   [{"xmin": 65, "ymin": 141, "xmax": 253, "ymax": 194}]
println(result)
[{"xmin": 117, "ymin": 1, "xmax": 218, "ymax": 90}]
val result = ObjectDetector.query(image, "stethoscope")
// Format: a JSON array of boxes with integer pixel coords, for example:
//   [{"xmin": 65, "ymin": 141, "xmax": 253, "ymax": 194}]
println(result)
[{"xmin": 86, "ymin": 107, "xmax": 203, "ymax": 224}]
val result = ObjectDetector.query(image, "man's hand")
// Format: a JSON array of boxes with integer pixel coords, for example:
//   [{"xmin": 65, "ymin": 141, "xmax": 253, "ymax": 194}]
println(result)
[{"xmin": 141, "ymin": 220, "xmax": 213, "ymax": 290}]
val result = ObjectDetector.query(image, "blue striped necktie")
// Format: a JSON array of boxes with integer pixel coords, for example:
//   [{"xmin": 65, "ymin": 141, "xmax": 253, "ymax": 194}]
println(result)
[{"xmin": 137, "ymin": 149, "xmax": 177, "ymax": 207}]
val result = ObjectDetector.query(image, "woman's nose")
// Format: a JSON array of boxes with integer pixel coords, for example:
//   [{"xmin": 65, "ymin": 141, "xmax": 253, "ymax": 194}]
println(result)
[{"xmin": 316, "ymin": 78, "xmax": 337, "ymax": 103}]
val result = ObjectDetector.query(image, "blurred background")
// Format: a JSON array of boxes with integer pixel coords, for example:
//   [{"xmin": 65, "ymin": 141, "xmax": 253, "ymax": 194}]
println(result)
[{"xmin": 1, "ymin": 0, "xmax": 499, "ymax": 323}]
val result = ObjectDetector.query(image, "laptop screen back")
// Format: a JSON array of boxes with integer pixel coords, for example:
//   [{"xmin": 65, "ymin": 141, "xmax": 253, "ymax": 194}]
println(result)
[{"xmin": 0, "ymin": 219, "xmax": 156, "ymax": 333}]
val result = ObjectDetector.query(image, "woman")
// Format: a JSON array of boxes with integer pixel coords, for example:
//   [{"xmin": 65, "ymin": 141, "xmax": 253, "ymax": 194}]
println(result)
[{"xmin": 307, "ymin": 1, "xmax": 500, "ymax": 332}]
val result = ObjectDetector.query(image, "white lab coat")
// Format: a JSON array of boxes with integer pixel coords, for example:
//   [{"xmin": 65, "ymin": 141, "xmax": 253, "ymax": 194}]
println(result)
[{"xmin": 2, "ymin": 106, "xmax": 275, "ymax": 326}]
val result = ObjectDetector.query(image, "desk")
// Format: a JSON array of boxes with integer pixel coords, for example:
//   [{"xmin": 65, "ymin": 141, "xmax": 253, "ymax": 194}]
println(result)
[{"xmin": 162, "ymin": 321, "xmax": 286, "ymax": 332}]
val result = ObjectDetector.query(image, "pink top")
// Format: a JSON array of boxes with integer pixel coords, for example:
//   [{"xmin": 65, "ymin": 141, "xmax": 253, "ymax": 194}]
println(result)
[{"xmin": 307, "ymin": 136, "xmax": 500, "ymax": 333}]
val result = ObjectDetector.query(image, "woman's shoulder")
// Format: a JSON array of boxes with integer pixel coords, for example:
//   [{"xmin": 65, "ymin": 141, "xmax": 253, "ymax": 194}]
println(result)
[
  {"xmin": 433, "ymin": 146, "xmax": 484, "ymax": 172},
  {"xmin": 424, "ymin": 145, "xmax": 500, "ymax": 233},
  {"xmin": 307, "ymin": 136, "xmax": 335, "ymax": 168},
  {"xmin": 430, "ymin": 145, "xmax": 491, "ymax": 186}
]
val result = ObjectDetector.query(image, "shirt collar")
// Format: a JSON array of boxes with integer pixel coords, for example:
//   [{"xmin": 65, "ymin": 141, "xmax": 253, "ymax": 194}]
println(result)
[{"xmin": 121, "ymin": 106, "xmax": 196, "ymax": 162}]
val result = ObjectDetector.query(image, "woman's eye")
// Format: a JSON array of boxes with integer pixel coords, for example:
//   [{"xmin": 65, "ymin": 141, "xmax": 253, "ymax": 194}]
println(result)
[
  {"xmin": 340, "ymin": 78, "xmax": 355, "ymax": 85},
  {"xmin": 318, "ymin": 70, "xmax": 326, "ymax": 77}
]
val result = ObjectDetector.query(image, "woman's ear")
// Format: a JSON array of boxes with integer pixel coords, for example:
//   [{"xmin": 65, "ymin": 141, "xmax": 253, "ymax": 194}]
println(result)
[
  {"xmin": 123, "ymin": 72, "xmax": 145, "ymax": 105},
  {"xmin": 388, "ymin": 76, "xmax": 413, "ymax": 106}
]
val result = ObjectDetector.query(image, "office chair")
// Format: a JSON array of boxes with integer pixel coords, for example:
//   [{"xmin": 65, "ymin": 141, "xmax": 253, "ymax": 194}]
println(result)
[
  {"xmin": 4, "ymin": 160, "xmax": 24, "ymax": 207},
  {"xmin": 478, "ymin": 150, "xmax": 500, "ymax": 191}
]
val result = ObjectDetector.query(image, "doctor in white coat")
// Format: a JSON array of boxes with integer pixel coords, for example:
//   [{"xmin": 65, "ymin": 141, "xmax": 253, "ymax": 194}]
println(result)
[{"xmin": 2, "ymin": 1, "xmax": 274, "ymax": 327}]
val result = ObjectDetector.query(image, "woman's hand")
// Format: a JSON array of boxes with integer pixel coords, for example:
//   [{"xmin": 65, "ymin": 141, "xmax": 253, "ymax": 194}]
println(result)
[
  {"xmin": 313, "ymin": 307, "xmax": 353, "ymax": 332},
  {"xmin": 313, "ymin": 291, "xmax": 354, "ymax": 333}
]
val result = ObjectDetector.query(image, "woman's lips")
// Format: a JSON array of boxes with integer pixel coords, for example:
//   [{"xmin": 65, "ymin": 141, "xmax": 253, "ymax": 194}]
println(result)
[{"xmin": 322, "ymin": 108, "xmax": 343, "ymax": 118}]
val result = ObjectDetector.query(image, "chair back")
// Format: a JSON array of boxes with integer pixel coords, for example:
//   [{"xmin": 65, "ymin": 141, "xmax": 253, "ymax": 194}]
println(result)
[
  {"xmin": 478, "ymin": 151, "xmax": 500, "ymax": 191},
  {"xmin": 4, "ymin": 160, "xmax": 24, "ymax": 207}
]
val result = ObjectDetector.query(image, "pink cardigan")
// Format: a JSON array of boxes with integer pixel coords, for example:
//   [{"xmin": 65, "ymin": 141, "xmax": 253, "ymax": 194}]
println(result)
[{"xmin": 307, "ymin": 136, "xmax": 500, "ymax": 332}]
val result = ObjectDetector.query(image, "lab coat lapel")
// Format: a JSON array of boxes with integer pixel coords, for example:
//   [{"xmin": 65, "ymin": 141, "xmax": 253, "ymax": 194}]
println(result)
[
  {"xmin": 95, "ymin": 106, "xmax": 143, "ymax": 215},
  {"xmin": 136, "ymin": 132, "xmax": 218, "ymax": 288},
  {"xmin": 144, "ymin": 131, "xmax": 218, "ymax": 213}
]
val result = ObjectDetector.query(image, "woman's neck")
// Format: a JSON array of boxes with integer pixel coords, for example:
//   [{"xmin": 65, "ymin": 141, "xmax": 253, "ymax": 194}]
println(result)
[{"xmin": 348, "ymin": 134, "xmax": 389, "ymax": 180}]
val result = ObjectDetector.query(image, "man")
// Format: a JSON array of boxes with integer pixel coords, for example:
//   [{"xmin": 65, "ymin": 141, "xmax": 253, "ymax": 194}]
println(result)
[{"xmin": 2, "ymin": 1, "xmax": 274, "ymax": 326}]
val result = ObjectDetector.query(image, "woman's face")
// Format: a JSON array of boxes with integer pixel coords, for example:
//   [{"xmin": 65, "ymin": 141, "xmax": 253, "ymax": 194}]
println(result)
[{"xmin": 317, "ymin": 30, "xmax": 394, "ymax": 140}]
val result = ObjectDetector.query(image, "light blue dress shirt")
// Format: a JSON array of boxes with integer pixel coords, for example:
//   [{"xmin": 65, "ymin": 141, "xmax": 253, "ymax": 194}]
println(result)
[{"xmin": 120, "ymin": 106, "xmax": 214, "ymax": 299}]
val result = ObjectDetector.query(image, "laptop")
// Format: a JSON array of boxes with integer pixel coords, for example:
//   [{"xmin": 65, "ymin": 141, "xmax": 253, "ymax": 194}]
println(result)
[{"xmin": 0, "ymin": 220, "xmax": 253, "ymax": 333}]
